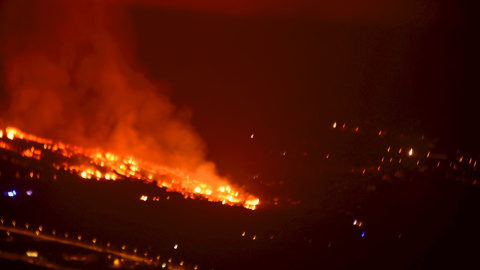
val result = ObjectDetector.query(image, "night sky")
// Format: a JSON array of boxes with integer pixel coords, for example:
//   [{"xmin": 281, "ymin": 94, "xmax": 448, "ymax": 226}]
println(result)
[{"xmin": 125, "ymin": 0, "xmax": 478, "ymax": 176}]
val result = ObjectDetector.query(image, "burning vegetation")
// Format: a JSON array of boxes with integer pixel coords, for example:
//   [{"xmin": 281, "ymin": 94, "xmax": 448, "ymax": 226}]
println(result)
[{"xmin": 0, "ymin": 126, "xmax": 259, "ymax": 209}]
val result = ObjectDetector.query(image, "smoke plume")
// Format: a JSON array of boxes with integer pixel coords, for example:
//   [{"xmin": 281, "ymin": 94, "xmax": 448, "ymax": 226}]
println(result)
[{"xmin": 0, "ymin": 0, "xmax": 224, "ymax": 183}]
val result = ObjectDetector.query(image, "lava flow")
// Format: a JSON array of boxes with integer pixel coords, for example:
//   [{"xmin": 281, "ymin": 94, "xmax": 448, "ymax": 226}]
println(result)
[{"xmin": 0, "ymin": 127, "xmax": 260, "ymax": 210}]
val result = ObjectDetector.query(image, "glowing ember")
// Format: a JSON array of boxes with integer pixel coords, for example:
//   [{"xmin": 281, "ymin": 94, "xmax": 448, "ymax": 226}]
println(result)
[{"xmin": 1, "ymin": 127, "xmax": 260, "ymax": 209}]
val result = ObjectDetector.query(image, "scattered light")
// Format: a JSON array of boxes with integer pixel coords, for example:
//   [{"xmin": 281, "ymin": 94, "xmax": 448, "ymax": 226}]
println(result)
[
  {"xmin": 409, "ymin": 148, "xmax": 413, "ymax": 156},
  {"xmin": 242, "ymin": 231, "xmax": 246, "ymax": 237},
  {"xmin": 333, "ymin": 122, "xmax": 337, "ymax": 128},
  {"xmin": 353, "ymin": 219, "xmax": 357, "ymax": 225},
  {"xmin": 26, "ymin": 190, "xmax": 33, "ymax": 196},
  {"xmin": 427, "ymin": 151, "xmax": 430, "ymax": 158},
  {"xmin": 174, "ymin": 244, "xmax": 178, "ymax": 249},
  {"xmin": 162, "ymin": 263, "xmax": 167, "ymax": 268},
  {"xmin": 253, "ymin": 235, "xmax": 256, "ymax": 240},
  {"xmin": 113, "ymin": 258, "xmax": 120, "ymax": 267},
  {"xmin": 399, "ymin": 148, "xmax": 402, "ymax": 154},
  {"xmin": 250, "ymin": 134, "xmax": 254, "ymax": 139},
  {"xmin": 140, "ymin": 195, "xmax": 148, "ymax": 201},
  {"xmin": 6, "ymin": 190, "xmax": 17, "ymax": 197}
]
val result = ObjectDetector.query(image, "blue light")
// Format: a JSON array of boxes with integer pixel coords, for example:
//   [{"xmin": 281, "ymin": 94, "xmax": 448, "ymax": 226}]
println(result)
[
  {"xmin": 26, "ymin": 190, "xmax": 33, "ymax": 196},
  {"xmin": 7, "ymin": 190, "xmax": 17, "ymax": 197},
  {"xmin": 361, "ymin": 232, "xmax": 365, "ymax": 237}
]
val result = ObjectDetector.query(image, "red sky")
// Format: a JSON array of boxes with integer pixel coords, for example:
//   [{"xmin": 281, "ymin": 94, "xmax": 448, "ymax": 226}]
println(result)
[{"xmin": 126, "ymin": 0, "xmax": 446, "ymax": 25}]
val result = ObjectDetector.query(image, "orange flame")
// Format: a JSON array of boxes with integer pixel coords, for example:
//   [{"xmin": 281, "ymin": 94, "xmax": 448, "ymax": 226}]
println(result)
[{"xmin": 2, "ymin": 127, "xmax": 259, "ymax": 209}]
